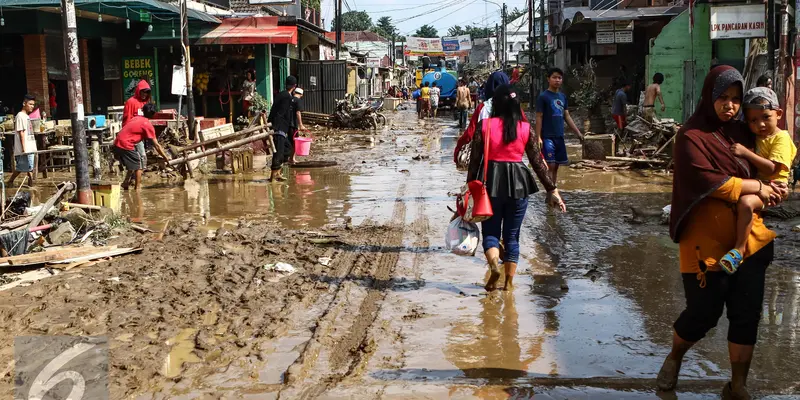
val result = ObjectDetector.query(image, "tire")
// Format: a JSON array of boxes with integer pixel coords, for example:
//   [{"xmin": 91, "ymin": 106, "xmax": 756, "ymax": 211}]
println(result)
[{"xmin": 376, "ymin": 113, "xmax": 387, "ymax": 127}]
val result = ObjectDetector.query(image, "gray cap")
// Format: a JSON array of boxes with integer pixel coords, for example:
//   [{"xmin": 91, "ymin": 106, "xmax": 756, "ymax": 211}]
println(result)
[{"xmin": 744, "ymin": 87, "xmax": 780, "ymax": 110}]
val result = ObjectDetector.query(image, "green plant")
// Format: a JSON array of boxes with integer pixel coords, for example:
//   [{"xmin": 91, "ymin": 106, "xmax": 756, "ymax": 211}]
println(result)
[
  {"xmin": 248, "ymin": 93, "xmax": 270, "ymax": 115},
  {"xmin": 571, "ymin": 59, "xmax": 602, "ymax": 112}
]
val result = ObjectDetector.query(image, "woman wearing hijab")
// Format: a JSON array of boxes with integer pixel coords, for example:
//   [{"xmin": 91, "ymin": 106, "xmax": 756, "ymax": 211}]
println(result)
[
  {"xmin": 454, "ymin": 71, "xmax": 527, "ymax": 163},
  {"xmin": 467, "ymin": 85, "xmax": 565, "ymax": 291},
  {"xmin": 658, "ymin": 65, "xmax": 787, "ymax": 400}
]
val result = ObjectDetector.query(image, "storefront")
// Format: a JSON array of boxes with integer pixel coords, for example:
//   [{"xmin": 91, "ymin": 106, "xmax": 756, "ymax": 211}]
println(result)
[{"xmin": 0, "ymin": 0, "xmax": 219, "ymax": 119}]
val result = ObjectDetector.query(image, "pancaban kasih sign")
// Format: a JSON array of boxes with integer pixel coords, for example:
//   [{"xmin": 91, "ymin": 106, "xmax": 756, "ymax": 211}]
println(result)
[{"xmin": 710, "ymin": 4, "xmax": 766, "ymax": 40}]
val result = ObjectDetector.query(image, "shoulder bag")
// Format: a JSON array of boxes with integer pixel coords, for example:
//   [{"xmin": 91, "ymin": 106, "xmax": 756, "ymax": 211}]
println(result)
[{"xmin": 457, "ymin": 121, "xmax": 494, "ymax": 223}]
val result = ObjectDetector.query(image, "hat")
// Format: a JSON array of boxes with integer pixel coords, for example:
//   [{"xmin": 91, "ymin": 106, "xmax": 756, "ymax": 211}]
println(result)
[
  {"xmin": 294, "ymin": 88, "xmax": 304, "ymax": 95},
  {"xmin": 743, "ymin": 87, "xmax": 780, "ymax": 110}
]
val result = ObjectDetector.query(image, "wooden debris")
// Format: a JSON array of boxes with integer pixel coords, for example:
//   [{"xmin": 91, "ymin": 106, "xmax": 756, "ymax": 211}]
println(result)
[
  {"xmin": 0, "ymin": 245, "xmax": 141, "ymax": 267},
  {"xmin": 0, "ymin": 216, "xmax": 34, "ymax": 230},
  {"xmin": 606, "ymin": 156, "xmax": 667, "ymax": 164},
  {"xmin": 61, "ymin": 202, "xmax": 103, "ymax": 211},
  {"xmin": 130, "ymin": 224, "xmax": 153, "ymax": 234}
]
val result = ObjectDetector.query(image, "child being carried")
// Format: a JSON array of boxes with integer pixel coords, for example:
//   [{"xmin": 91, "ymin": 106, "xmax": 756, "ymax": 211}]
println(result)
[{"xmin": 721, "ymin": 87, "xmax": 797, "ymax": 273}]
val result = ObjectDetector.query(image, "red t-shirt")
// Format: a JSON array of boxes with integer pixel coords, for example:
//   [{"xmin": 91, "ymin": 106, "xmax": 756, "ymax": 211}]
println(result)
[{"xmin": 114, "ymin": 116, "xmax": 155, "ymax": 151}]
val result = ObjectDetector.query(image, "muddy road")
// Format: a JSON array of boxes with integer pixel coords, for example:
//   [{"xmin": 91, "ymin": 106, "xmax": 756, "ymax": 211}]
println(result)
[{"xmin": 1, "ymin": 107, "xmax": 800, "ymax": 399}]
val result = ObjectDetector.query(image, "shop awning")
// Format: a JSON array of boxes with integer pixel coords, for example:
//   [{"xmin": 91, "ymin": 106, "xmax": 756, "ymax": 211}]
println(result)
[
  {"xmin": 0, "ymin": 0, "xmax": 220, "ymax": 23},
  {"xmin": 561, "ymin": 5, "xmax": 685, "ymax": 33},
  {"xmin": 196, "ymin": 16, "xmax": 297, "ymax": 45}
]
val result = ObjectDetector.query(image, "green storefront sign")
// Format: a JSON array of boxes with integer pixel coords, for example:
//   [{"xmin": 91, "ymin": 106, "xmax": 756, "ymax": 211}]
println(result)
[{"xmin": 122, "ymin": 56, "xmax": 158, "ymax": 104}]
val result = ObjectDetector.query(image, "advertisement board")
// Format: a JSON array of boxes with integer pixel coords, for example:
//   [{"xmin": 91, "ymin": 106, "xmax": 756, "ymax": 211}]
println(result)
[
  {"xmin": 441, "ymin": 35, "xmax": 472, "ymax": 56},
  {"xmin": 709, "ymin": 4, "xmax": 766, "ymax": 40},
  {"xmin": 405, "ymin": 37, "xmax": 445, "ymax": 56},
  {"xmin": 122, "ymin": 56, "xmax": 156, "ymax": 101}
]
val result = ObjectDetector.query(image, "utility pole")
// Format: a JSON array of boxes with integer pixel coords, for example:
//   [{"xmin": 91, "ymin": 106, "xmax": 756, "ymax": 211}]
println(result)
[
  {"xmin": 528, "ymin": 0, "xmax": 534, "ymax": 110},
  {"xmin": 180, "ymin": 0, "xmax": 196, "ymax": 140},
  {"xmin": 794, "ymin": 0, "xmax": 800, "ymax": 139},
  {"xmin": 539, "ymin": 0, "xmax": 545, "ymax": 71},
  {"xmin": 776, "ymin": 0, "xmax": 790, "ymax": 130},
  {"xmin": 60, "ymin": 0, "xmax": 91, "ymax": 204},
  {"xmin": 335, "ymin": 0, "xmax": 342, "ymax": 60},
  {"xmin": 767, "ymin": 0, "xmax": 776, "ymax": 72},
  {"xmin": 501, "ymin": 3, "xmax": 507, "ymax": 67},
  {"xmin": 495, "ymin": 23, "xmax": 500, "ymax": 68}
]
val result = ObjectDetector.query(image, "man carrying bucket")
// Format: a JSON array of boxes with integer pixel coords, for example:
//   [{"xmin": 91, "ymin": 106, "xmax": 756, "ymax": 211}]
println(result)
[
  {"xmin": 289, "ymin": 87, "xmax": 308, "ymax": 164},
  {"xmin": 266, "ymin": 76, "xmax": 297, "ymax": 182}
]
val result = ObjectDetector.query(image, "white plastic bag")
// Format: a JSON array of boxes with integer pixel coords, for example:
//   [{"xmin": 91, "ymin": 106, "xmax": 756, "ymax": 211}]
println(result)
[{"xmin": 445, "ymin": 216, "xmax": 480, "ymax": 256}]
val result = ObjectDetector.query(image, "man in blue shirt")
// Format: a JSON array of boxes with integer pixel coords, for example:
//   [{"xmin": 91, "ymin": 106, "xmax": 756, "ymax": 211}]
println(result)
[
  {"xmin": 612, "ymin": 80, "xmax": 631, "ymax": 130},
  {"xmin": 535, "ymin": 67, "xmax": 583, "ymax": 183}
]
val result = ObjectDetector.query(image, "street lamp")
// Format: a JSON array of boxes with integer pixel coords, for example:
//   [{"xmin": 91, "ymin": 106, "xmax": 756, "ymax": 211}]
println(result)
[{"xmin": 481, "ymin": 0, "xmax": 506, "ymax": 67}]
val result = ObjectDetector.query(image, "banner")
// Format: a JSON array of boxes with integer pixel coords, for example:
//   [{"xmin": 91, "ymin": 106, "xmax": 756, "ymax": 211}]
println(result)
[
  {"xmin": 709, "ymin": 4, "xmax": 766, "ymax": 40},
  {"xmin": 404, "ymin": 35, "xmax": 473, "ymax": 57},
  {"xmin": 404, "ymin": 37, "xmax": 444, "ymax": 56},
  {"xmin": 441, "ymin": 35, "xmax": 472, "ymax": 56}
]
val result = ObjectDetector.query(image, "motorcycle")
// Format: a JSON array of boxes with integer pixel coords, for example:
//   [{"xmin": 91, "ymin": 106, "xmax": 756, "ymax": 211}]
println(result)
[
  {"xmin": 333, "ymin": 98, "xmax": 378, "ymax": 130},
  {"xmin": 369, "ymin": 97, "xmax": 387, "ymax": 127}
]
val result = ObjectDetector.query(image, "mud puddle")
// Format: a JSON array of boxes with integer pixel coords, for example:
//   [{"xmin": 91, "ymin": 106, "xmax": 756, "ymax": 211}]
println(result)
[{"xmin": 2, "ymin": 105, "xmax": 800, "ymax": 399}]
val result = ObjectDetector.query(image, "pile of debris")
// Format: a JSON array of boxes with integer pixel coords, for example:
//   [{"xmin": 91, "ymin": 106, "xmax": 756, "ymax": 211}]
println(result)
[
  {"xmin": 0, "ymin": 182, "xmax": 147, "ymax": 290},
  {"xmin": 573, "ymin": 115, "xmax": 680, "ymax": 171},
  {"xmin": 620, "ymin": 116, "xmax": 680, "ymax": 161}
]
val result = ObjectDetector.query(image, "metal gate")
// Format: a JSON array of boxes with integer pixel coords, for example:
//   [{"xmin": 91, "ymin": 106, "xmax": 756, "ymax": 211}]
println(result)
[{"xmin": 297, "ymin": 60, "xmax": 347, "ymax": 115}]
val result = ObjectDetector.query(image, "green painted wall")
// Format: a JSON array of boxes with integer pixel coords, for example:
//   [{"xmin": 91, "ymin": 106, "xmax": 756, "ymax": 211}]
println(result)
[
  {"xmin": 255, "ymin": 44, "xmax": 273, "ymax": 106},
  {"xmin": 716, "ymin": 39, "xmax": 746, "ymax": 72},
  {"xmin": 647, "ymin": 4, "xmax": 712, "ymax": 122}
]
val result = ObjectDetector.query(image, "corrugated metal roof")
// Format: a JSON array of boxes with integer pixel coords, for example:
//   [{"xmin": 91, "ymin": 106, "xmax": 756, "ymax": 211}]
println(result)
[
  {"xmin": 0, "ymin": 0, "xmax": 220, "ymax": 23},
  {"xmin": 195, "ymin": 16, "xmax": 296, "ymax": 45}
]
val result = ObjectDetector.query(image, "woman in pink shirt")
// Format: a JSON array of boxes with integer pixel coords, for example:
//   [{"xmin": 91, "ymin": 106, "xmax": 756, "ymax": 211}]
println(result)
[{"xmin": 467, "ymin": 85, "xmax": 566, "ymax": 291}]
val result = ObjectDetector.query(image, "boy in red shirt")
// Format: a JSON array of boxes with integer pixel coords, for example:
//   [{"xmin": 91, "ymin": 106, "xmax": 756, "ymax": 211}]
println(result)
[
  {"xmin": 114, "ymin": 104, "xmax": 170, "ymax": 190},
  {"xmin": 123, "ymin": 80, "xmax": 152, "ymax": 170}
]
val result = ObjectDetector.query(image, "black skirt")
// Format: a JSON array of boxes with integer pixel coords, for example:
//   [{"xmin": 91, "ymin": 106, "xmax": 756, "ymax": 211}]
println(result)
[{"xmin": 478, "ymin": 161, "xmax": 539, "ymax": 199}]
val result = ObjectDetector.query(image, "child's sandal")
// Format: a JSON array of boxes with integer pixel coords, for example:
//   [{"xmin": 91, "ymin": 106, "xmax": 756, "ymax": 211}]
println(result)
[{"xmin": 719, "ymin": 249, "xmax": 743, "ymax": 275}]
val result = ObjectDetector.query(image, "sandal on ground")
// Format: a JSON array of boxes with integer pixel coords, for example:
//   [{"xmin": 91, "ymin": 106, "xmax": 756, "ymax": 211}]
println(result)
[
  {"xmin": 656, "ymin": 357, "xmax": 681, "ymax": 391},
  {"xmin": 719, "ymin": 249, "xmax": 743, "ymax": 275},
  {"xmin": 721, "ymin": 382, "xmax": 751, "ymax": 400}
]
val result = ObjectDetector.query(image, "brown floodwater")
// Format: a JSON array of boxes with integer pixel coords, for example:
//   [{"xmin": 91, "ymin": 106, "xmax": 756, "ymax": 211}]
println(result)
[{"xmin": 8, "ymin": 107, "xmax": 800, "ymax": 399}]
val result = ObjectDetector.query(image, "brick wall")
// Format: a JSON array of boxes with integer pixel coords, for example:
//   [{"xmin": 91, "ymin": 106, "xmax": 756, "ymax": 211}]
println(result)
[
  {"xmin": 80, "ymin": 39, "xmax": 92, "ymax": 113},
  {"xmin": 23, "ymin": 34, "xmax": 49, "ymax": 116}
]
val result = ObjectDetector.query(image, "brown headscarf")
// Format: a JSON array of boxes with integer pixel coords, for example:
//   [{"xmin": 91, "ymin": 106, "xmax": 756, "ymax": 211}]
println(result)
[{"xmin": 669, "ymin": 65, "xmax": 754, "ymax": 242}]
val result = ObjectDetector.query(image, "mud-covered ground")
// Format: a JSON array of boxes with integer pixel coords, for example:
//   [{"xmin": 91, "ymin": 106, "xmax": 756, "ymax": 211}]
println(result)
[{"xmin": 1, "ymin": 106, "xmax": 800, "ymax": 399}]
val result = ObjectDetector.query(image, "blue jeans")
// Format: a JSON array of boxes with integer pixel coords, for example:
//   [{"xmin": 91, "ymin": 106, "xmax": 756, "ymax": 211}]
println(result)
[
  {"xmin": 481, "ymin": 196, "xmax": 529, "ymax": 263},
  {"xmin": 458, "ymin": 107, "xmax": 468, "ymax": 128}
]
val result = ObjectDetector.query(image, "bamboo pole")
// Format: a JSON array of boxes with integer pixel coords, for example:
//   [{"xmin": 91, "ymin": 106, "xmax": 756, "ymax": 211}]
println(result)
[{"xmin": 167, "ymin": 131, "xmax": 272, "ymax": 167}]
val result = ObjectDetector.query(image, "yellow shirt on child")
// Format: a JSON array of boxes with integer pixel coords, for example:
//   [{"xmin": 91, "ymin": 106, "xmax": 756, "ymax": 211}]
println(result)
[
  {"xmin": 420, "ymin": 87, "xmax": 430, "ymax": 99},
  {"xmin": 756, "ymin": 130, "xmax": 797, "ymax": 183}
]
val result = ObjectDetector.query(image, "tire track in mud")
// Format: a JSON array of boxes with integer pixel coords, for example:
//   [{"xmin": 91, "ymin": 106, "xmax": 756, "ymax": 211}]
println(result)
[{"xmin": 278, "ymin": 183, "xmax": 408, "ymax": 399}]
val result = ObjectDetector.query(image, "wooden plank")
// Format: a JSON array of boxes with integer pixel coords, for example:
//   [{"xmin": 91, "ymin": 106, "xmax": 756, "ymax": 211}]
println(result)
[
  {"xmin": 606, "ymin": 156, "xmax": 667, "ymax": 164},
  {"xmin": 0, "ymin": 246, "xmax": 119, "ymax": 267},
  {"xmin": 48, "ymin": 248, "xmax": 142, "ymax": 265},
  {"xmin": 0, "ymin": 216, "xmax": 34, "ymax": 230}
]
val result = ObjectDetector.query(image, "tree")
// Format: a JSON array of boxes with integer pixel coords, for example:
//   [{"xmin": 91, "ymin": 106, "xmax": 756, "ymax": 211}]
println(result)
[
  {"xmin": 447, "ymin": 25, "xmax": 466, "ymax": 37},
  {"xmin": 414, "ymin": 24, "xmax": 438, "ymax": 38},
  {"xmin": 464, "ymin": 25, "xmax": 494, "ymax": 39},
  {"xmin": 373, "ymin": 16, "xmax": 397, "ymax": 40},
  {"xmin": 507, "ymin": 7, "xmax": 525, "ymax": 22},
  {"xmin": 331, "ymin": 11, "xmax": 373, "ymax": 32}
]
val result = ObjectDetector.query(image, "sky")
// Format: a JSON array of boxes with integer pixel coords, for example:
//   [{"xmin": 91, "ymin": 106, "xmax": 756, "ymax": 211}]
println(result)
[{"xmin": 320, "ymin": 0, "xmax": 532, "ymax": 38}]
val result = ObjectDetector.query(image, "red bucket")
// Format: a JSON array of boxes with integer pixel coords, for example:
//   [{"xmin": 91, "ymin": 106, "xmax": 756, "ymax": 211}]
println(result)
[{"xmin": 294, "ymin": 137, "xmax": 312, "ymax": 156}]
